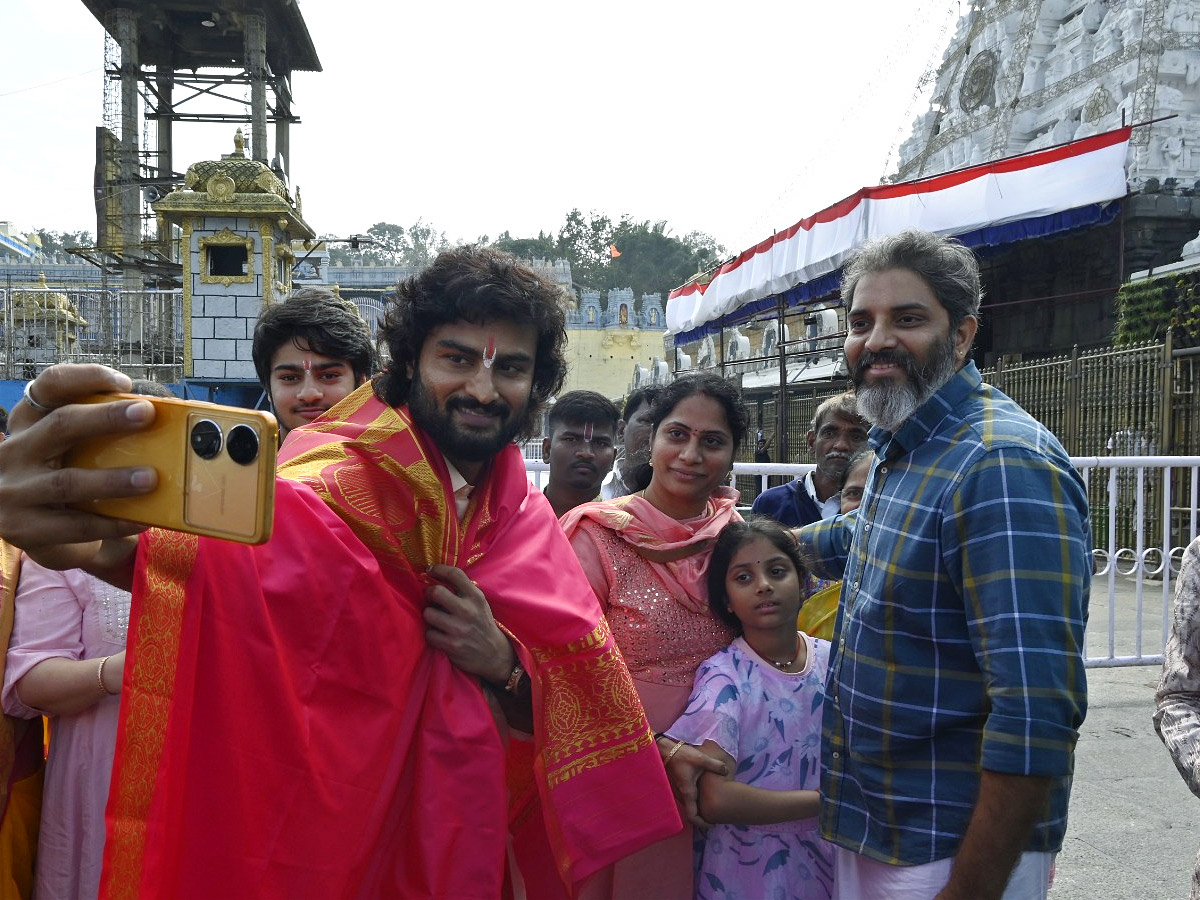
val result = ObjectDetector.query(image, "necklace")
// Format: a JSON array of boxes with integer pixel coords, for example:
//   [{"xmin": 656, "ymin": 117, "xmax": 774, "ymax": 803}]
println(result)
[{"xmin": 768, "ymin": 631, "xmax": 803, "ymax": 670}]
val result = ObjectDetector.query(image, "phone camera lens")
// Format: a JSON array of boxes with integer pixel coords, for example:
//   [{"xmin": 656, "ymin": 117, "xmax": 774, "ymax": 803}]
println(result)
[
  {"xmin": 190, "ymin": 419, "xmax": 223, "ymax": 460},
  {"xmin": 226, "ymin": 424, "xmax": 260, "ymax": 466}
]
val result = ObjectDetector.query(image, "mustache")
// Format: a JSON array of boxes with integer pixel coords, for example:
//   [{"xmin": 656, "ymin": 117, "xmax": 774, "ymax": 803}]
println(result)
[
  {"xmin": 854, "ymin": 349, "xmax": 919, "ymax": 379},
  {"xmin": 447, "ymin": 396, "xmax": 509, "ymax": 419}
]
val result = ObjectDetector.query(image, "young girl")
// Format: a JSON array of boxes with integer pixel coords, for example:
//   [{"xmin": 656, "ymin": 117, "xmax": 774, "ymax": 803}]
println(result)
[{"xmin": 665, "ymin": 518, "xmax": 834, "ymax": 900}]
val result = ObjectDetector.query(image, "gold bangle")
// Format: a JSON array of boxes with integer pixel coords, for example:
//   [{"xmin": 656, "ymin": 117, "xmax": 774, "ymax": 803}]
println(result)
[
  {"xmin": 97, "ymin": 656, "xmax": 116, "ymax": 697},
  {"xmin": 664, "ymin": 739, "xmax": 687, "ymax": 764}
]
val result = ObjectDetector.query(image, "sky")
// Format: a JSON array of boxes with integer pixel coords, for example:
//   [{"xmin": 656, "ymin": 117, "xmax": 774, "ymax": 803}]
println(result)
[{"xmin": 1, "ymin": 0, "xmax": 960, "ymax": 258}]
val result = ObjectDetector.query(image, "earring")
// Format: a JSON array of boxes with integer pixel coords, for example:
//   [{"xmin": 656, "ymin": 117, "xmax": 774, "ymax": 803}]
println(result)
[{"xmin": 649, "ymin": 460, "xmax": 655, "ymax": 468}]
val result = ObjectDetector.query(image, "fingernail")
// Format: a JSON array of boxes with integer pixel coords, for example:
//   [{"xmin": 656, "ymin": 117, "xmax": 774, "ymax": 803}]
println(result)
[
  {"xmin": 126, "ymin": 401, "xmax": 153, "ymax": 423},
  {"xmin": 130, "ymin": 468, "xmax": 155, "ymax": 490}
]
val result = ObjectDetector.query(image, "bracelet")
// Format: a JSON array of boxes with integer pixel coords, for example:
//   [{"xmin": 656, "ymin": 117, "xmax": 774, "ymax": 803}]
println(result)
[
  {"xmin": 503, "ymin": 663, "xmax": 524, "ymax": 694},
  {"xmin": 663, "ymin": 739, "xmax": 687, "ymax": 764},
  {"xmin": 97, "ymin": 656, "xmax": 117, "ymax": 697}
]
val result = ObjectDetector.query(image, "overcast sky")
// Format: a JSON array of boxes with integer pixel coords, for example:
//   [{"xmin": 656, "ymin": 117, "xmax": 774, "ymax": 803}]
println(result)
[{"xmin": 2, "ymin": 0, "xmax": 958, "ymax": 256}]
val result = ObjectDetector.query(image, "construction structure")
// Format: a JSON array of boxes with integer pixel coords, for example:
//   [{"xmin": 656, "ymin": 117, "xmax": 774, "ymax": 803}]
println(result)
[{"xmin": 78, "ymin": 0, "xmax": 320, "ymax": 290}]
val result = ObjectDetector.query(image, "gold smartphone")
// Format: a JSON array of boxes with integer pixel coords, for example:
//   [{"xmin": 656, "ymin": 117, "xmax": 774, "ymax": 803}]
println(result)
[{"xmin": 64, "ymin": 393, "xmax": 278, "ymax": 545}]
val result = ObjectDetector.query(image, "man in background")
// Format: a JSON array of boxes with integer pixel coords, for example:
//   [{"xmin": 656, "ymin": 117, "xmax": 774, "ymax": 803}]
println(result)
[
  {"xmin": 601, "ymin": 385, "xmax": 661, "ymax": 500},
  {"xmin": 251, "ymin": 287, "xmax": 376, "ymax": 437},
  {"xmin": 751, "ymin": 391, "xmax": 868, "ymax": 526},
  {"xmin": 542, "ymin": 390, "xmax": 619, "ymax": 517}
]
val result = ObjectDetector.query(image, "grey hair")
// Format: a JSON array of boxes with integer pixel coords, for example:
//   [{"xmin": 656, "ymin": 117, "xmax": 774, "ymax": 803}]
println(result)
[
  {"xmin": 809, "ymin": 390, "xmax": 866, "ymax": 433},
  {"xmin": 840, "ymin": 229, "xmax": 982, "ymax": 330}
]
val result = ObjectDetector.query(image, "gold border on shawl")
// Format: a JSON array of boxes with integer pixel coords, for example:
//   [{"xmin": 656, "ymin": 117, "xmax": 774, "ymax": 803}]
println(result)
[
  {"xmin": 277, "ymin": 391, "xmax": 453, "ymax": 572},
  {"xmin": 102, "ymin": 530, "xmax": 198, "ymax": 900},
  {"xmin": 533, "ymin": 619, "xmax": 654, "ymax": 790}
]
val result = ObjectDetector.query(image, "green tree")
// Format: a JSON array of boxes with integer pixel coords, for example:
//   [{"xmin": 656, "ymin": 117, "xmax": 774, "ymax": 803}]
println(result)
[
  {"xmin": 556, "ymin": 209, "xmax": 614, "ymax": 287},
  {"xmin": 31, "ymin": 229, "xmax": 95, "ymax": 262},
  {"xmin": 323, "ymin": 220, "xmax": 450, "ymax": 267},
  {"xmin": 363, "ymin": 222, "xmax": 408, "ymax": 265},
  {"xmin": 602, "ymin": 219, "xmax": 725, "ymax": 298},
  {"xmin": 404, "ymin": 219, "xmax": 450, "ymax": 268},
  {"xmin": 492, "ymin": 230, "xmax": 558, "ymax": 261}
]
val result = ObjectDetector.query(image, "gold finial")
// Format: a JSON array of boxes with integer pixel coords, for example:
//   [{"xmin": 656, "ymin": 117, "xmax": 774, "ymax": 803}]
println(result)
[
  {"xmin": 233, "ymin": 128, "xmax": 246, "ymax": 157},
  {"xmin": 38, "ymin": 273, "xmax": 48, "ymax": 287},
  {"xmin": 331, "ymin": 283, "xmax": 342, "ymax": 298}
]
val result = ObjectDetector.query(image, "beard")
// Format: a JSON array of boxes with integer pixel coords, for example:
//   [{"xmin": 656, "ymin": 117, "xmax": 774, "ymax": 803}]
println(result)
[
  {"xmin": 408, "ymin": 371, "xmax": 533, "ymax": 464},
  {"xmin": 852, "ymin": 335, "xmax": 960, "ymax": 432}
]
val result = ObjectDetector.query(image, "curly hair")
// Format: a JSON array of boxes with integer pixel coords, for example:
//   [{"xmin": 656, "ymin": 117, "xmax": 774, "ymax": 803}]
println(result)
[
  {"xmin": 840, "ymin": 228, "xmax": 982, "ymax": 332},
  {"xmin": 374, "ymin": 247, "xmax": 568, "ymax": 434},
  {"xmin": 252, "ymin": 287, "xmax": 376, "ymax": 387}
]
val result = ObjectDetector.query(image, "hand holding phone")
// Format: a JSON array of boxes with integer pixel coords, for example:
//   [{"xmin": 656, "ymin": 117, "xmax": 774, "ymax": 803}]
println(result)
[{"xmin": 64, "ymin": 394, "xmax": 278, "ymax": 545}]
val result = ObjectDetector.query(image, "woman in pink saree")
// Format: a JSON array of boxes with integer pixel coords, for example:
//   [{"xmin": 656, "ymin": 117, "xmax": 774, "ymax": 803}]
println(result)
[{"xmin": 559, "ymin": 374, "xmax": 750, "ymax": 900}]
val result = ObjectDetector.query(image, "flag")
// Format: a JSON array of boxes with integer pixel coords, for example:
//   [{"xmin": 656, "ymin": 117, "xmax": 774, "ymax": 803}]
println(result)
[{"xmin": 609, "ymin": 244, "xmax": 621, "ymax": 259}]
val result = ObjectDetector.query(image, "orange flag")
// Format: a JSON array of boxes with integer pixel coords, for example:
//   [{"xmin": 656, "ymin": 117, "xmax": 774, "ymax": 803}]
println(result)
[{"xmin": 609, "ymin": 244, "xmax": 621, "ymax": 259}]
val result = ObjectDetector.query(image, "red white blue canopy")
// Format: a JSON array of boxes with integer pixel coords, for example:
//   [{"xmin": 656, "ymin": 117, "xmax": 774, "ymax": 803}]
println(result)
[{"xmin": 665, "ymin": 127, "xmax": 1132, "ymax": 338}]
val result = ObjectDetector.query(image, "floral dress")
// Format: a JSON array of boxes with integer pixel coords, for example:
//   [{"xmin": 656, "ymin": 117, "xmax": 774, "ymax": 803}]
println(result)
[{"xmin": 668, "ymin": 635, "xmax": 834, "ymax": 900}]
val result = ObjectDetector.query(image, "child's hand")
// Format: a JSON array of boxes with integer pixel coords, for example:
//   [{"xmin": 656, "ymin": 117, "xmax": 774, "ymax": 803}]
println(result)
[{"xmin": 658, "ymin": 738, "xmax": 727, "ymax": 828}]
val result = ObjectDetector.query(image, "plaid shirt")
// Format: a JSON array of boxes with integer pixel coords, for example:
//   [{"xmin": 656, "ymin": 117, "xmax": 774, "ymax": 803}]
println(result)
[{"xmin": 799, "ymin": 362, "xmax": 1090, "ymax": 866}]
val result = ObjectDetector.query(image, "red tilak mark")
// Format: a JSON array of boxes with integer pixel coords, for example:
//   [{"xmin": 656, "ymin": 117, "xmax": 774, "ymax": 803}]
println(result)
[
  {"xmin": 482, "ymin": 335, "xmax": 497, "ymax": 369},
  {"xmin": 583, "ymin": 422, "xmax": 594, "ymax": 442},
  {"xmin": 303, "ymin": 358, "xmax": 312, "ymax": 373}
]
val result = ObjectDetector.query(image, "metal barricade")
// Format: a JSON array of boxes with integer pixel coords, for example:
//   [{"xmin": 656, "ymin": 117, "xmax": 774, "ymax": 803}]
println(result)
[{"xmin": 525, "ymin": 457, "xmax": 1200, "ymax": 669}]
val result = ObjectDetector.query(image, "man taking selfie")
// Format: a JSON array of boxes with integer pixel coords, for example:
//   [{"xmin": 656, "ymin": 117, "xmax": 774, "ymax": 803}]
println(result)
[{"xmin": 0, "ymin": 247, "xmax": 676, "ymax": 899}]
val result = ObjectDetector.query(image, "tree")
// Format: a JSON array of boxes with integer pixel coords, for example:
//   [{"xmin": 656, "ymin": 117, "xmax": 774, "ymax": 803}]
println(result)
[
  {"xmin": 492, "ymin": 230, "xmax": 558, "ymax": 261},
  {"xmin": 323, "ymin": 220, "xmax": 450, "ymax": 268},
  {"xmin": 556, "ymin": 209, "xmax": 614, "ymax": 287},
  {"xmin": 403, "ymin": 218, "xmax": 450, "ymax": 268},
  {"xmin": 30, "ymin": 229, "xmax": 95, "ymax": 262}
]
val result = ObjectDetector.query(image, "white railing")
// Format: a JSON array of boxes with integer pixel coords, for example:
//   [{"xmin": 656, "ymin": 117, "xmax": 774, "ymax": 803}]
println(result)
[{"xmin": 524, "ymin": 456, "xmax": 1200, "ymax": 669}]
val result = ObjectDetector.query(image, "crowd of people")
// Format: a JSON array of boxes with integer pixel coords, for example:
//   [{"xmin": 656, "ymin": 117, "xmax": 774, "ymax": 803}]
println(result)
[{"xmin": 0, "ymin": 230, "xmax": 1104, "ymax": 899}]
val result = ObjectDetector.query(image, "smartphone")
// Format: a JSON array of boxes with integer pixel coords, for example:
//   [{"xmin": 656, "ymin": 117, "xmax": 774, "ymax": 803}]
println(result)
[{"xmin": 64, "ymin": 393, "xmax": 278, "ymax": 545}]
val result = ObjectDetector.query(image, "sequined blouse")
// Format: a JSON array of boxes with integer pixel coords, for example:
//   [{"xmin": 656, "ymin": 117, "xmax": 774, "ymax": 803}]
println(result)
[{"xmin": 572, "ymin": 520, "xmax": 734, "ymax": 688}]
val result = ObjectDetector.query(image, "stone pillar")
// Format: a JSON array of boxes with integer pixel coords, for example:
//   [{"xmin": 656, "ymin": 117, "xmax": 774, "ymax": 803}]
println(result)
[
  {"xmin": 244, "ymin": 14, "xmax": 268, "ymax": 163},
  {"xmin": 108, "ymin": 7, "xmax": 142, "ymax": 290},
  {"xmin": 155, "ymin": 67, "xmax": 173, "ymax": 249},
  {"xmin": 274, "ymin": 72, "xmax": 292, "ymax": 179}
]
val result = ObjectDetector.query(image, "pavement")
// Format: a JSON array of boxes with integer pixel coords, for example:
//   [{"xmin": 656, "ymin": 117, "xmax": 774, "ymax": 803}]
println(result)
[
  {"xmin": 1053, "ymin": 665, "xmax": 1197, "ymax": 899},
  {"xmin": 1052, "ymin": 573, "xmax": 1199, "ymax": 899}
]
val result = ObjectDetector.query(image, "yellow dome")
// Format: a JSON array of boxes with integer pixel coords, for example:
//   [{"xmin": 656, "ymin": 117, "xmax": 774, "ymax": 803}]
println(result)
[{"xmin": 183, "ymin": 129, "xmax": 286, "ymax": 200}]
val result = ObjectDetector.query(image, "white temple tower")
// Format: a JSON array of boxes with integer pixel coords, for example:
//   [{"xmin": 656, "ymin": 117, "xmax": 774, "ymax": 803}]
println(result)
[
  {"xmin": 899, "ymin": 0, "xmax": 1199, "ymax": 184},
  {"xmin": 898, "ymin": 0, "xmax": 1200, "ymax": 269}
]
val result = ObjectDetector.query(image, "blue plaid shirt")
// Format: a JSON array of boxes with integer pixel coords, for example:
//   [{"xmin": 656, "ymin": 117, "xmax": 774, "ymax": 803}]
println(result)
[{"xmin": 799, "ymin": 362, "xmax": 1090, "ymax": 866}]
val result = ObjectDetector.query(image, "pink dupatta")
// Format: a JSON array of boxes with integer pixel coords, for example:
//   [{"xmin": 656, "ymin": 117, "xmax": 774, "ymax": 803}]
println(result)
[{"xmin": 559, "ymin": 487, "xmax": 741, "ymax": 613}]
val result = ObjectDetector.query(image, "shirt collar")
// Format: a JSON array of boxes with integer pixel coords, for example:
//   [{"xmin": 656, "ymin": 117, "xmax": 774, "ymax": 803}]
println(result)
[
  {"xmin": 870, "ymin": 361, "xmax": 981, "ymax": 459},
  {"xmin": 443, "ymin": 456, "xmax": 471, "ymax": 496}
]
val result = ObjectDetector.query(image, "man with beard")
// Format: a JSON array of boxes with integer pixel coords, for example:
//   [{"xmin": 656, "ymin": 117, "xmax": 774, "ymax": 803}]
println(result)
[
  {"xmin": 0, "ymin": 247, "xmax": 678, "ymax": 899},
  {"xmin": 250, "ymin": 287, "xmax": 376, "ymax": 438},
  {"xmin": 795, "ymin": 230, "xmax": 1090, "ymax": 900},
  {"xmin": 751, "ymin": 391, "xmax": 868, "ymax": 526},
  {"xmin": 541, "ymin": 391, "xmax": 619, "ymax": 518},
  {"xmin": 601, "ymin": 386, "xmax": 661, "ymax": 500}
]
